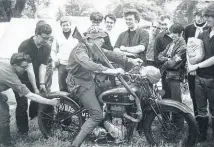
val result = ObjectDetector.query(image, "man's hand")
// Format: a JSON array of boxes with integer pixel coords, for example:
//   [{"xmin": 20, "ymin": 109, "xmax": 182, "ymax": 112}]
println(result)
[
  {"xmin": 34, "ymin": 88, "xmax": 40, "ymax": 95},
  {"xmin": 103, "ymin": 68, "xmax": 125, "ymax": 76},
  {"xmin": 128, "ymin": 58, "xmax": 143, "ymax": 66},
  {"xmin": 49, "ymin": 98, "xmax": 60, "ymax": 106},
  {"xmin": 188, "ymin": 64, "xmax": 198, "ymax": 73},
  {"xmin": 40, "ymin": 84, "xmax": 47, "ymax": 95},
  {"xmin": 174, "ymin": 55, "xmax": 182, "ymax": 62},
  {"xmin": 114, "ymin": 48, "xmax": 124, "ymax": 54},
  {"xmin": 114, "ymin": 68, "xmax": 125, "ymax": 75},
  {"xmin": 120, "ymin": 46, "xmax": 127, "ymax": 51}
]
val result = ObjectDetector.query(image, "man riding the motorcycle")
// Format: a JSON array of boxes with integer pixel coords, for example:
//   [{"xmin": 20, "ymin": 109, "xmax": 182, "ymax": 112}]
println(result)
[{"xmin": 66, "ymin": 25, "xmax": 142, "ymax": 147}]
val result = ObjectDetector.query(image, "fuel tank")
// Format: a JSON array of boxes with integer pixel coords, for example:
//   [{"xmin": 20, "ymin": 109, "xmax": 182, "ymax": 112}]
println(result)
[{"xmin": 98, "ymin": 86, "xmax": 139, "ymax": 105}]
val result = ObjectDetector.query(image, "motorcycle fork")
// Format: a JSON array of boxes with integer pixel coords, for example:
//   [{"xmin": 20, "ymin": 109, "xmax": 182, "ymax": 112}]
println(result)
[{"xmin": 150, "ymin": 100, "xmax": 171, "ymax": 130}]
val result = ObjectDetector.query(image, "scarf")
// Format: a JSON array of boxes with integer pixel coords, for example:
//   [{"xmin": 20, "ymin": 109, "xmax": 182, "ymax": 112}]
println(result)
[{"xmin": 194, "ymin": 21, "xmax": 207, "ymax": 38}]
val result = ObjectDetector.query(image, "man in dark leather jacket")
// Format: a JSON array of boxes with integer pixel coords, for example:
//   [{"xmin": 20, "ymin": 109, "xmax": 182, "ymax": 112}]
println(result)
[{"xmin": 158, "ymin": 23, "xmax": 186, "ymax": 130}]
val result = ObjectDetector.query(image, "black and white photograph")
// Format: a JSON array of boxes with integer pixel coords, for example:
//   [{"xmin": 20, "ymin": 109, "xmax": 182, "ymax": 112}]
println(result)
[{"xmin": 1, "ymin": 0, "xmax": 214, "ymax": 146}]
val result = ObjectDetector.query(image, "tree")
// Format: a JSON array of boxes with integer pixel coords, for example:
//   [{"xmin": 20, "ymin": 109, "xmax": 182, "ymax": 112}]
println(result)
[
  {"xmin": 173, "ymin": 0, "xmax": 210, "ymax": 26},
  {"xmin": 108, "ymin": 0, "xmax": 165, "ymax": 21}
]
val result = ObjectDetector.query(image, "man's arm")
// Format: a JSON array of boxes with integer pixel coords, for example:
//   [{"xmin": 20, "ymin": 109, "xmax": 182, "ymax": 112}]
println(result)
[
  {"xmin": 157, "ymin": 46, "xmax": 169, "ymax": 64},
  {"xmin": 188, "ymin": 56, "xmax": 214, "ymax": 72},
  {"xmin": 3, "ymin": 71, "xmax": 59, "ymax": 106},
  {"xmin": 26, "ymin": 63, "xmax": 39, "ymax": 93},
  {"xmin": 197, "ymin": 56, "xmax": 214, "ymax": 68},
  {"xmin": 39, "ymin": 64, "xmax": 47, "ymax": 84},
  {"xmin": 163, "ymin": 42, "xmax": 186, "ymax": 69},
  {"xmin": 120, "ymin": 45, "xmax": 145, "ymax": 54},
  {"xmin": 74, "ymin": 46, "xmax": 108, "ymax": 72},
  {"xmin": 25, "ymin": 92, "xmax": 58, "ymax": 106}
]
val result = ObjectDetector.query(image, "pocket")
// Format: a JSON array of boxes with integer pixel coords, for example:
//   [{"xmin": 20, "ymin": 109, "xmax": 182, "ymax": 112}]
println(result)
[
  {"xmin": 66, "ymin": 74, "xmax": 79, "ymax": 95},
  {"xmin": 206, "ymin": 79, "xmax": 214, "ymax": 89},
  {"xmin": 166, "ymin": 71, "xmax": 181, "ymax": 80}
]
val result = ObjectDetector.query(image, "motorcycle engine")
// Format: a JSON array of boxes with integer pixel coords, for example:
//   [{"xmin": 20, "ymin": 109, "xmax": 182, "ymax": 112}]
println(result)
[{"xmin": 109, "ymin": 105, "xmax": 126, "ymax": 117}]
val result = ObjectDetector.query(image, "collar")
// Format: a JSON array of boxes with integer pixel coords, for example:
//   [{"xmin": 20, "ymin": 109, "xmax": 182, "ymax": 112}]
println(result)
[
  {"xmin": 32, "ymin": 36, "xmax": 42, "ymax": 48},
  {"xmin": 194, "ymin": 21, "xmax": 207, "ymax": 29},
  {"xmin": 129, "ymin": 25, "xmax": 138, "ymax": 31},
  {"xmin": 11, "ymin": 65, "xmax": 20, "ymax": 76}
]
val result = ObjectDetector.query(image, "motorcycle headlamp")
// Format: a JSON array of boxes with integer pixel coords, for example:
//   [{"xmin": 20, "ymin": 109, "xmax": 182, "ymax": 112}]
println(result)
[{"xmin": 140, "ymin": 66, "xmax": 161, "ymax": 84}]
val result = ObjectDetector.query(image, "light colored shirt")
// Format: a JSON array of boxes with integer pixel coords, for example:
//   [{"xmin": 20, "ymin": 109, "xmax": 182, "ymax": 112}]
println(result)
[{"xmin": 52, "ymin": 28, "xmax": 78, "ymax": 65}]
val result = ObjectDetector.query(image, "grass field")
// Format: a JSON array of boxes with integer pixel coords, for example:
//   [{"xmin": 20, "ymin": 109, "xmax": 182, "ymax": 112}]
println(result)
[{"xmin": 4, "ymin": 71, "xmax": 214, "ymax": 147}]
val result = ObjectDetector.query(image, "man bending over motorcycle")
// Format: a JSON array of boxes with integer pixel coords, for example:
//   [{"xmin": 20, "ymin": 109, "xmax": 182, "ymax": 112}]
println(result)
[{"xmin": 66, "ymin": 26, "xmax": 142, "ymax": 147}]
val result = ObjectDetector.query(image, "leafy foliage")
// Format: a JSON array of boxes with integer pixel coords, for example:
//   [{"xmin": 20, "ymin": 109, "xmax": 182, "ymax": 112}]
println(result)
[
  {"xmin": 108, "ymin": 0, "xmax": 165, "ymax": 21},
  {"xmin": 173, "ymin": 0, "xmax": 210, "ymax": 26}
]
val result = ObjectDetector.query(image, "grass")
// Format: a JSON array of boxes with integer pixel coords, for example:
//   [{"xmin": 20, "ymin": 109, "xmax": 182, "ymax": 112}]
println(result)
[
  {"xmin": 5, "ymin": 72, "xmax": 214, "ymax": 147},
  {"xmin": 6, "ymin": 94, "xmax": 213, "ymax": 147}
]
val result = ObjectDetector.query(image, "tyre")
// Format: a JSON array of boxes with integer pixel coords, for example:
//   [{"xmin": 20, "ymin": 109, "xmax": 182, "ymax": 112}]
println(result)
[
  {"xmin": 143, "ymin": 105, "xmax": 198, "ymax": 147},
  {"xmin": 38, "ymin": 94, "xmax": 82, "ymax": 140}
]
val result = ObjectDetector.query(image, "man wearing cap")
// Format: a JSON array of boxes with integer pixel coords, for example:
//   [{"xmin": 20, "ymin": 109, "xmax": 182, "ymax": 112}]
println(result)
[
  {"xmin": 14, "ymin": 22, "xmax": 52, "ymax": 135},
  {"xmin": 0, "ymin": 53, "xmax": 59, "ymax": 147},
  {"xmin": 67, "ymin": 26, "xmax": 142, "ymax": 147},
  {"xmin": 52, "ymin": 16, "xmax": 78, "ymax": 92},
  {"xmin": 114, "ymin": 9, "xmax": 149, "ymax": 62}
]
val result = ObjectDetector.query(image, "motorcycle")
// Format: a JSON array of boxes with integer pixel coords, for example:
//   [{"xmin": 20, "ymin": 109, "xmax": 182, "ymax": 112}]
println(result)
[{"xmin": 38, "ymin": 65, "xmax": 198, "ymax": 147}]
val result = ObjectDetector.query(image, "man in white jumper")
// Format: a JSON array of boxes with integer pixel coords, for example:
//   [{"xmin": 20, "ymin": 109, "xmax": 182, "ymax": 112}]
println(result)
[{"xmin": 52, "ymin": 16, "xmax": 78, "ymax": 92}]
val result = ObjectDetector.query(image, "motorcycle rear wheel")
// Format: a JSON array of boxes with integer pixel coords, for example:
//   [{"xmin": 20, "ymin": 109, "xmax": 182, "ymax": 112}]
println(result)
[
  {"xmin": 38, "ymin": 94, "xmax": 82, "ymax": 140},
  {"xmin": 143, "ymin": 105, "xmax": 198, "ymax": 147}
]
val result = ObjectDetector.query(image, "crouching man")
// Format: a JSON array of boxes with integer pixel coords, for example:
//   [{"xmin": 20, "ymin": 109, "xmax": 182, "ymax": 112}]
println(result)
[
  {"xmin": 0, "ymin": 53, "xmax": 59, "ymax": 147},
  {"xmin": 66, "ymin": 26, "xmax": 142, "ymax": 147}
]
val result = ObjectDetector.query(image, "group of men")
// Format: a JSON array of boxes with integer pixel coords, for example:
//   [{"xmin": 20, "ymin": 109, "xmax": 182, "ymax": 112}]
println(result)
[{"xmin": 1, "ymin": 2, "xmax": 214, "ymax": 146}]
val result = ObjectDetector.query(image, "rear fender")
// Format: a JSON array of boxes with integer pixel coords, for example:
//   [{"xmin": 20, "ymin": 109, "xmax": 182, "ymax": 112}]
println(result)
[{"xmin": 49, "ymin": 91, "xmax": 80, "ymax": 108}]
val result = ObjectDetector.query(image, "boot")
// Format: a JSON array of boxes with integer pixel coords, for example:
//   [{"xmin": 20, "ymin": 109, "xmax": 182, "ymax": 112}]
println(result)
[
  {"xmin": 212, "ymin": 118, "xmax": 214, "ymax": 137},
  {"xmin": 70, "ymin": 129, "xmax": 89, "ymax": 147},
  {"xmin": 0, "ymin": 125, "xmax": 15, "ymax": 147},
  {"xmin": 196, "ymin": 116, "xmax": 208, "ymax": 142}
]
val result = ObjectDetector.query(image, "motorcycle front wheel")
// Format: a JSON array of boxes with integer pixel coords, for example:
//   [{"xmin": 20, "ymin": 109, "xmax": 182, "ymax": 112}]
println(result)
[
  {"xmin": 38, "ymin": 93, "xmax": 82, "ymax": 140},
  {"xmin": 143, "ymin": 105, "xmax": 198, "ymax": 147}
]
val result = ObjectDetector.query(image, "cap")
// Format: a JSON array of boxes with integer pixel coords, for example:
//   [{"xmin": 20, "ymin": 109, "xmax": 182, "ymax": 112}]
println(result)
[{"xmin": 85, "ymin": 26, "xmax": 107, "ymax": 39}]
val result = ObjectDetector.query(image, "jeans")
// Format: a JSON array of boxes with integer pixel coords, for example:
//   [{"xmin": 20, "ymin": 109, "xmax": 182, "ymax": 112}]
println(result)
[
  {"xmin": 13, "ymin": 83, "xmax": 38, "ymax": 133},
  {"xmin": 187, "ymin": 74, "xmax": 197, "ymax": 116},
  {"xmin": 58, "ymin": 64, "xmax": 68, "ymax": 92},
  {"xmin": 195, "ymin": 76, "xmax": 214, "ymax": 117},
  {"xmin": 166, "ymin": 78, "xmax": 182, "ymax": 102},
  {"xmin": 0, "ymin": 93, "xmax": 10, "ymax": 127},
  {"xmin": 162, "ymin": 71, "xmax": 171, "ymax": 99},
  {"xmin": 67, "ymin": 75, "xmax": 103, "ymax": 133},
  {"xmin": 78, "ymin": 84, "xmax": 103, "ymax": 132}
]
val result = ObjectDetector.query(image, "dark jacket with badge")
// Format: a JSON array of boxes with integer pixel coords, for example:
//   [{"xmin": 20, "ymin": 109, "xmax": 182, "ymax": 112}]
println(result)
[{"xmin": 158, "ymin": 37, "xmax": 186, "ymax": 80}]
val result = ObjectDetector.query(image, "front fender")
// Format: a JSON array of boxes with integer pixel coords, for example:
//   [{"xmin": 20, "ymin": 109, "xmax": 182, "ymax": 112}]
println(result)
[
  {"xmin": 157, "ymin": 99, "xmax": 193, "ymax": 114},
  {"xmin": 49, "ymin": 91, "xmax": 80, "ymax": 108}
]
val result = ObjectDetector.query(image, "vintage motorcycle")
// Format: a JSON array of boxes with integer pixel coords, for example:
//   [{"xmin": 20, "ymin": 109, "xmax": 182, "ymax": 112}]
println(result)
[{"xmin": 38, "ymin": 65, "xmax": 198, "ymax": 147}]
